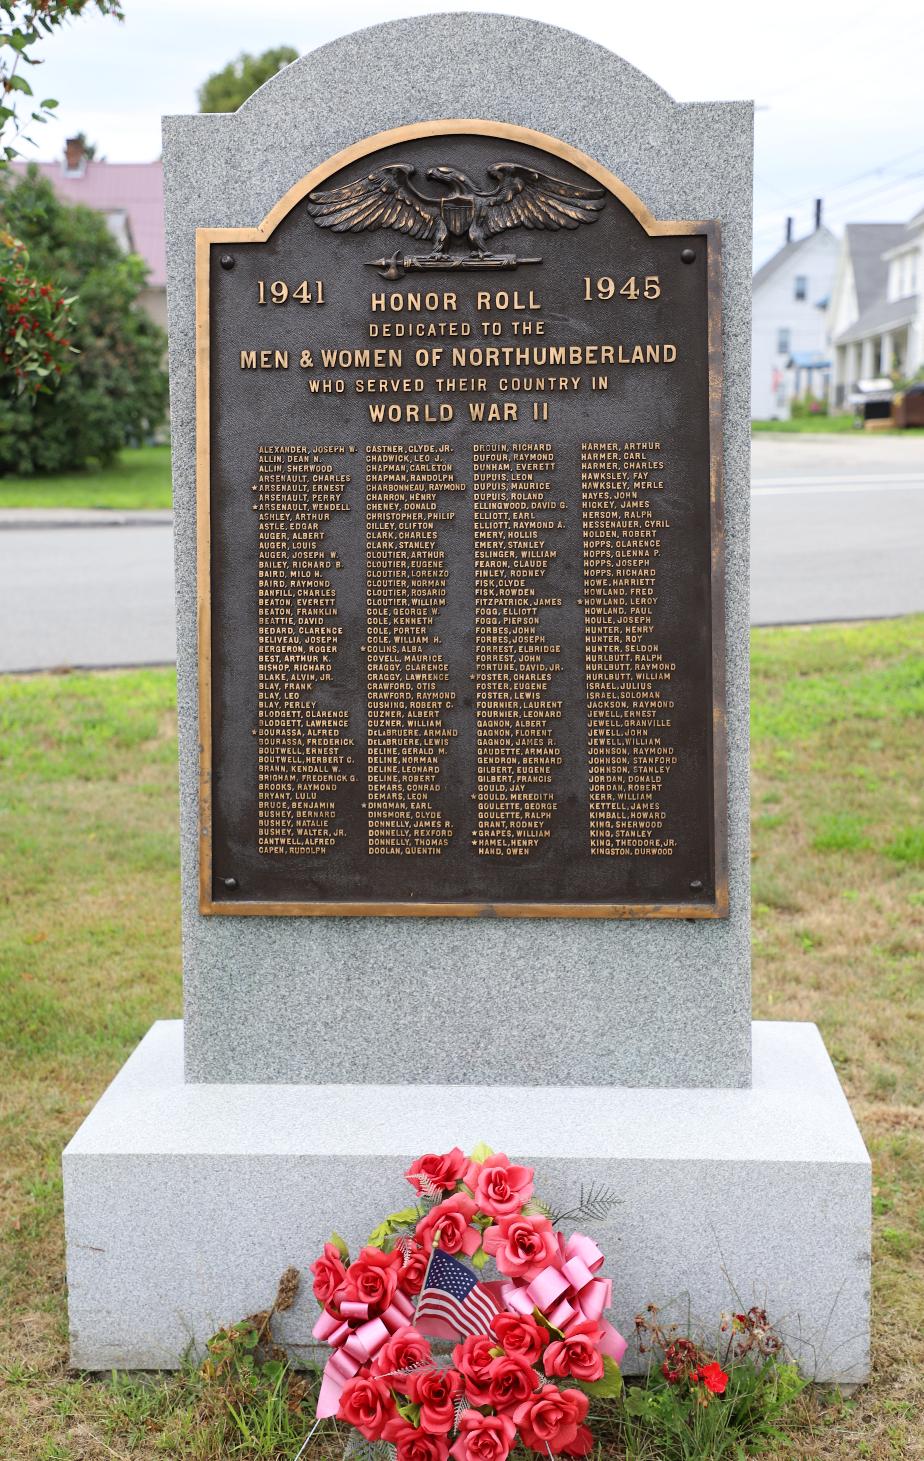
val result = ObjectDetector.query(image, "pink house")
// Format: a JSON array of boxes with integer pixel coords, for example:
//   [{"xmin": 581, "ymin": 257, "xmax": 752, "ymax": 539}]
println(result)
[{"xmin": 12, "ymin": 136, "xmax": 166, "ymax": 329}]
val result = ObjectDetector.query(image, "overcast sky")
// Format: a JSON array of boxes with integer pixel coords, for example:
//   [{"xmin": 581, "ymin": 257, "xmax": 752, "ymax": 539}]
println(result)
[{"xmin": 20, "ymin": 0, "xmax": 924, "ymax": 267}]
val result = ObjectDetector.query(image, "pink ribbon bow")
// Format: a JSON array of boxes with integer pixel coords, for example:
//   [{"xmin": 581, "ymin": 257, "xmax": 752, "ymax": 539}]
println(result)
[
  {"xmin": 313, "ymin": 1288, "xmax": 416, "ymax": 1418},
  {"xmin": 500, "ymin": 1232, "xmax": 627, "ymax": 1365}
]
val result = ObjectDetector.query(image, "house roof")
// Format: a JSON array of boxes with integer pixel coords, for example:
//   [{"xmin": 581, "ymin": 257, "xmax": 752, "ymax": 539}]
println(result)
[
  {"xmin": 9, "ymin": 159, "xmax": 165, "ymax": 288},
  {"xmin": 752, "ymin": 225, "xmax": 836, "ymax": 292},
  {"xmin": 882, "ymin": 204, "xmax": 924, "ymax": 258},
  {"xmin": 843, "ymin": 222, "xmax": 905, "ymax": 312},
  {"xmin": 834, "ymin": 292, "xmax": 919, "ymax": 346}
]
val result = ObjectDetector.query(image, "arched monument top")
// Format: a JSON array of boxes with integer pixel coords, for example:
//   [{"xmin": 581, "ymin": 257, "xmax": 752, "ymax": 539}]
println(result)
[{"xmin": 235, "ymin": 13, "xmax": 677, "ymax": 120}]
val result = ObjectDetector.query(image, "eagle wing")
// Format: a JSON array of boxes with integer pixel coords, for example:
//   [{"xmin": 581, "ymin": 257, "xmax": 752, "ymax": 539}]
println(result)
[
  {"xmin": 305, "ymin": 164, "xmax": 439, "ymax": 241},
  {"xmin": 483, "ymin": 164, "xmax": 606, "ymax": 237}
]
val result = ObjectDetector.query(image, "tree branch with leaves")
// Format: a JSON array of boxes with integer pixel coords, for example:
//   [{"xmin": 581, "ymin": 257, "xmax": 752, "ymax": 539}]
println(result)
[
  {"xmin": 1, "ymin": 0, "xmax": 123, "ymax": 167},
  {"xmin": 0, "ymin": 2, "xmax": 123, "ymax": 399}
]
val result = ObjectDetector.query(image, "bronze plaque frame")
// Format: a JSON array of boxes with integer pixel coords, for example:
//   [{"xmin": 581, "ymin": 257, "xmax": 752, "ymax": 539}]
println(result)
[{"xmin": 196, "ymin": 119, "xmax": 727, "ymax": 918}]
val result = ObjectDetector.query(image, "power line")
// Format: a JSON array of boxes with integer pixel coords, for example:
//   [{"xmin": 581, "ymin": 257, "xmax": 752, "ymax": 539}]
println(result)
[
  {"xmin": 753, "ymin": 169, "xmax": 924, "ymax": 247},
  {"xmin": 753, "ymin": 143, "xmax": 924, "ymax": 225}
]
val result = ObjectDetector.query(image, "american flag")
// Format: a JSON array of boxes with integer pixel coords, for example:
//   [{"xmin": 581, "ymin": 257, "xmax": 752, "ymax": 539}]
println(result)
[{"xmin": 414, "ymin": 1250, "xmax": 500, "ymax": 1340}]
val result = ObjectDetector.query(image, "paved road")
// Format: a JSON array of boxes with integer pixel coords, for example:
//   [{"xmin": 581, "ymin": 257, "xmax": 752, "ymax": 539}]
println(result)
[
  {"xmin": 1, "ymin": 437, "xmax": 921, "ymax": 671},
  {"xmin": 0, "ymin": 523, "xmax": 175, "ymax": 673},
  {"xmin": 750, "ymin": 434, "xmax": 924, "ymax": 625}
]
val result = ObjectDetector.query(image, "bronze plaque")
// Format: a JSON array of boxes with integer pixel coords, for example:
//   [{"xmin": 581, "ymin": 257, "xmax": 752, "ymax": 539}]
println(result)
[{"xmin": 196, "ymin": 121, "xmax": 726, "ymax": 917}]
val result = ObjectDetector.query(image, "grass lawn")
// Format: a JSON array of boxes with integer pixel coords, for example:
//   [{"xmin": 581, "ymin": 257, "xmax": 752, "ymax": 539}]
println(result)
[
  {"xmin": 0, "ymin": 618, "xmax": 922, "ymax": 1458},
  {"xmin": 0, "ymin": 445, "xmax": 172, "ymax": 510},
  {"xmin": 752, "ymin": 415, "xmax": 924, "ymax": 435}
]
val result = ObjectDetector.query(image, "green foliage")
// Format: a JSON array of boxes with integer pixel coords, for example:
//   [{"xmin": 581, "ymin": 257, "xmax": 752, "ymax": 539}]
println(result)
[
  {"xmin": 200, "ymin": 1314, "xmax": 319, "ymax": 1455},
  {"xmin": 366, "ymin": 1204, "xmax": 423, "ymax": 1249},
  {"xmin": 891, "ymin": 363, "xmax": 924, "ymax": 392},
  {"xmin": 0, "ymin": 167, "xmax": 167, "ymax": 471},
  {"xmin": 623, "ymin": 1355, "xmax": 806, "ymax": 1460},
  {"xmin": 750, "ymin": 617, "xmax": 924, "ymax": 745},
  {"xmin": 886, "ymin": 825, "xmax": 924, "ymax": 867},
  {"xmin": 751, "ymin": 414, "xmax": 858, "ymax": 433},
  {"xmin": 468, "ymin": 1141, "xmax": 494, "ymax": 1165},
  {"xmin": 0, "ymin": 227, "xmax": 76, "ymax": 391},
  {"xmin": 0, "ymin": 442, "xmax": 171, "ymax": 507},
  {"xmin": 0, "ymin": 3, "xmax": 123, "ymax": 168},
  {"xmin": 790, "ymin": 392, "xmax": 829, "ymax": 419},
  {"xmin": 198, "ymin": 45, "xmax": 298, "ymax": 112},
  {"xmin": 574, "ymin": 1352, "xmax": 623, "ymax": 1400},
  {"xmin": 812, "ymin": 812, "xmax": 871, "ymax": 854}
]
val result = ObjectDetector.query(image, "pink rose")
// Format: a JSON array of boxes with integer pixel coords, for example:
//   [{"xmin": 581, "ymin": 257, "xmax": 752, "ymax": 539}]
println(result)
[
  {"xmin": 340, "ymin": 1245, "xmax": 402, "ymax": 1314},
  {"xmin": 384, "ymin": 1418, "xmax": 450, "ymax": 1461},
  {"xmin": 338, "ymin": 1373, "xmax": 396, "ymax": 1441},
  {"xmin": 490, "ymin": 1311, "xmax": 547, "ymax": 1363},
  {"xmin": 370, "ymin": 1324, "xmax": 431, "ymax": 1380},
  {"xmin": 453, "ymin": 1333, "xmax": 497, "ymax": 1403},
  {"xmin": 415, "ymin": 1194, "xmax": 481, "ymax": 1257},
  {"xmin": 468, "ymin": 1153, "xmax": 534, "ymax": 1218},
  {"xmin": 483, "ymin": 1213, "xmax": 558, "ymax": 1279},
  {"xmin": 543, "ymin": 1320, "xmax": 604, "ymax": 1383},
  {"xmin": 406, "ymin": 1148, "xmax": 468, "ymax": 1195},
  {"xmin": 400, "ymin": 1364, "xmax": 463, "ymax": 1434},
  {"xmin": 450, "ymin": 1410, "xmax": 516, "ymax": 1461},
  {"xmin": 398, "ymin": 1243, "xmax": 430, "ymax": 1297},
  {"xmin": 513, "ymin": 1386, "xmax": 591, "ymax": 1456},
  {"xmin": 486, "ymin": 1352, "xmax": 537, "ymax": 1411},
  {"xmin": 310, "ymin": 1241, "xmax": 347, "ymax": 1306}
]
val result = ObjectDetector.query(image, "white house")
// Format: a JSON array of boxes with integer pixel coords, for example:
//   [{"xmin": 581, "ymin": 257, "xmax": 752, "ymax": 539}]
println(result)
[
  {"xmin": 751, "ymin": 203, "xmax": 840, "ymax": 420},
  {"xmin": 828, "ymin": 210, "xmax": 923, "ymax": 407}
]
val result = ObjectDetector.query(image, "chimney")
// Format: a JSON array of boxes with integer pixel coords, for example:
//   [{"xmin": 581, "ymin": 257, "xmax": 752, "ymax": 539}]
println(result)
[
  {"xmin": 63, "ymin": 136, "xmax": 86, "ymax": 175},
  {"xmin": 785, "ymin": 216, "xmax": 793, "ymax": 244},
  {"xmin": 814, "ymin": 197, "xmax": 823, "ymax": 231}
]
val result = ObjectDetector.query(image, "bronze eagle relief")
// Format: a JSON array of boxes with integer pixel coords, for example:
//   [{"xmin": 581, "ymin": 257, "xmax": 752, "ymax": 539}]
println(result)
[{"xmin": 305, "ymin": 161, "xmax": 606, "ymax": 279}]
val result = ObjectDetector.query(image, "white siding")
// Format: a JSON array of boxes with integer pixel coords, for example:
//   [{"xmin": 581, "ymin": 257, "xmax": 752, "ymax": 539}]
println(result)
[{"xmin": 751, "ymin": 230, "xmax": 840, "ymax": 419}]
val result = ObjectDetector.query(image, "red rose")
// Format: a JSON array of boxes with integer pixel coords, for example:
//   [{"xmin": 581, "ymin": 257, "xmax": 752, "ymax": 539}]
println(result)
[
  {"xmin": 543, "ymin": 1320, "xmax": 604, "ymax": 1383},
  {"xmin": 400, "ymin": 1364, "xmax": 463, "ymax": 1434},
  {"xmin": 491, "ymin": 1312, "xmax": 547, "ymax": 1363},
  {"xmin": 338, "ymin": 1374, "xmax": 396, "ymax": 1441},
  {"xmin": 483, "ymin": 1213, "xmax": 558, "ymax": 1279},
  {"xmin": 453, "ymin": 1333, "xmax": 497, "ymax": 1403},
  {"xmin": 341, "ymin": 1246, "xmax": 402, "ymax": 1314},
  {"xmin": 310, "ymin": 1241, "xmax": 347, "ymax": 1306},
  {"xmin": 696, "ymin": 1361, "xmax": 729, "ymax": 1394},
  {"xmin": 486, "ymin": 1352, "xmax": 537, "ymax": 1410},
  {"xmin": 467, "ymin": 1153, "xmax": 534, "ymax": 1218},
  {"xmin": 512, "ymin": 1386, "xmax": 590, "ymax": 1455},
  {"xmin": 384, "ymin": 1418, "xmax": 450, "ymax": 1461},
  {"xmin": 406, "ymin": 1148, "xmax": 468, "ymax": 1195},
  {"xmin": 398, "ymin": 1243, "xmax": 430, "ymax": 1297},
  {"xmin": 449, "ymin": 1410, "xmax": 516, "ymax": 1461},
  {"xmin": 370, "ymin": 1324, "xmax": 431, "ymax": 1380},
  {"xmin": 415, "ymin": 1194, "xmax": 481, "ymax": 1257}
]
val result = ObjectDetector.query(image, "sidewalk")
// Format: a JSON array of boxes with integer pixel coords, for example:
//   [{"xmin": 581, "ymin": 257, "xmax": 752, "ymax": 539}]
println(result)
[{"xmin": 0, "ymin": 508, "xmax": 173, "ymax": 530}]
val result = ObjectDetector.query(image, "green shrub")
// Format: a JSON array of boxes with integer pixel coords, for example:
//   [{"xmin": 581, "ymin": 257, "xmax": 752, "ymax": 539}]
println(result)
[
  {"xmin": 0, "ymin": 167, "xmax": 167, "ymax": 473},
  {"xmin": 791, "ymin": 392, "xmax": 829, "ymax": 419}
]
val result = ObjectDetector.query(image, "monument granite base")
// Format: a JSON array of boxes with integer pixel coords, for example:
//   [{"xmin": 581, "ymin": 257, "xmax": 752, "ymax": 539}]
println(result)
[{"xmin": 64, "ymin": 1019, "xmax": 870, "ymax": 1381}]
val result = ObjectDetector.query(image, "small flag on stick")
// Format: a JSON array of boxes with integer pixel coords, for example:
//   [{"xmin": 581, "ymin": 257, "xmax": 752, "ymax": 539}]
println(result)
[{"xmin": 414, "ymin": 1248, "xmax": 499, "ymax": 1340}]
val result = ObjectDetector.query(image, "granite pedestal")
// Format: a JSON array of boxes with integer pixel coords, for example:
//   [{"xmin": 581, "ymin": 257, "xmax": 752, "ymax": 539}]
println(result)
[{"xmin": 64, "ymin": 1020, "xmax": 869, "ymax": 1379}]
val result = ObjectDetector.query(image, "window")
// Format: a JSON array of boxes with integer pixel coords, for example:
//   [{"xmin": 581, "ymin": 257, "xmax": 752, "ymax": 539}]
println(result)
[
  {"xmin": 777, "ymin": 328, "xmax": 791, "ymax": 354},
  {"xmin": 794, "ymin": 275, "xmax": 808, "ymax": 301}
]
